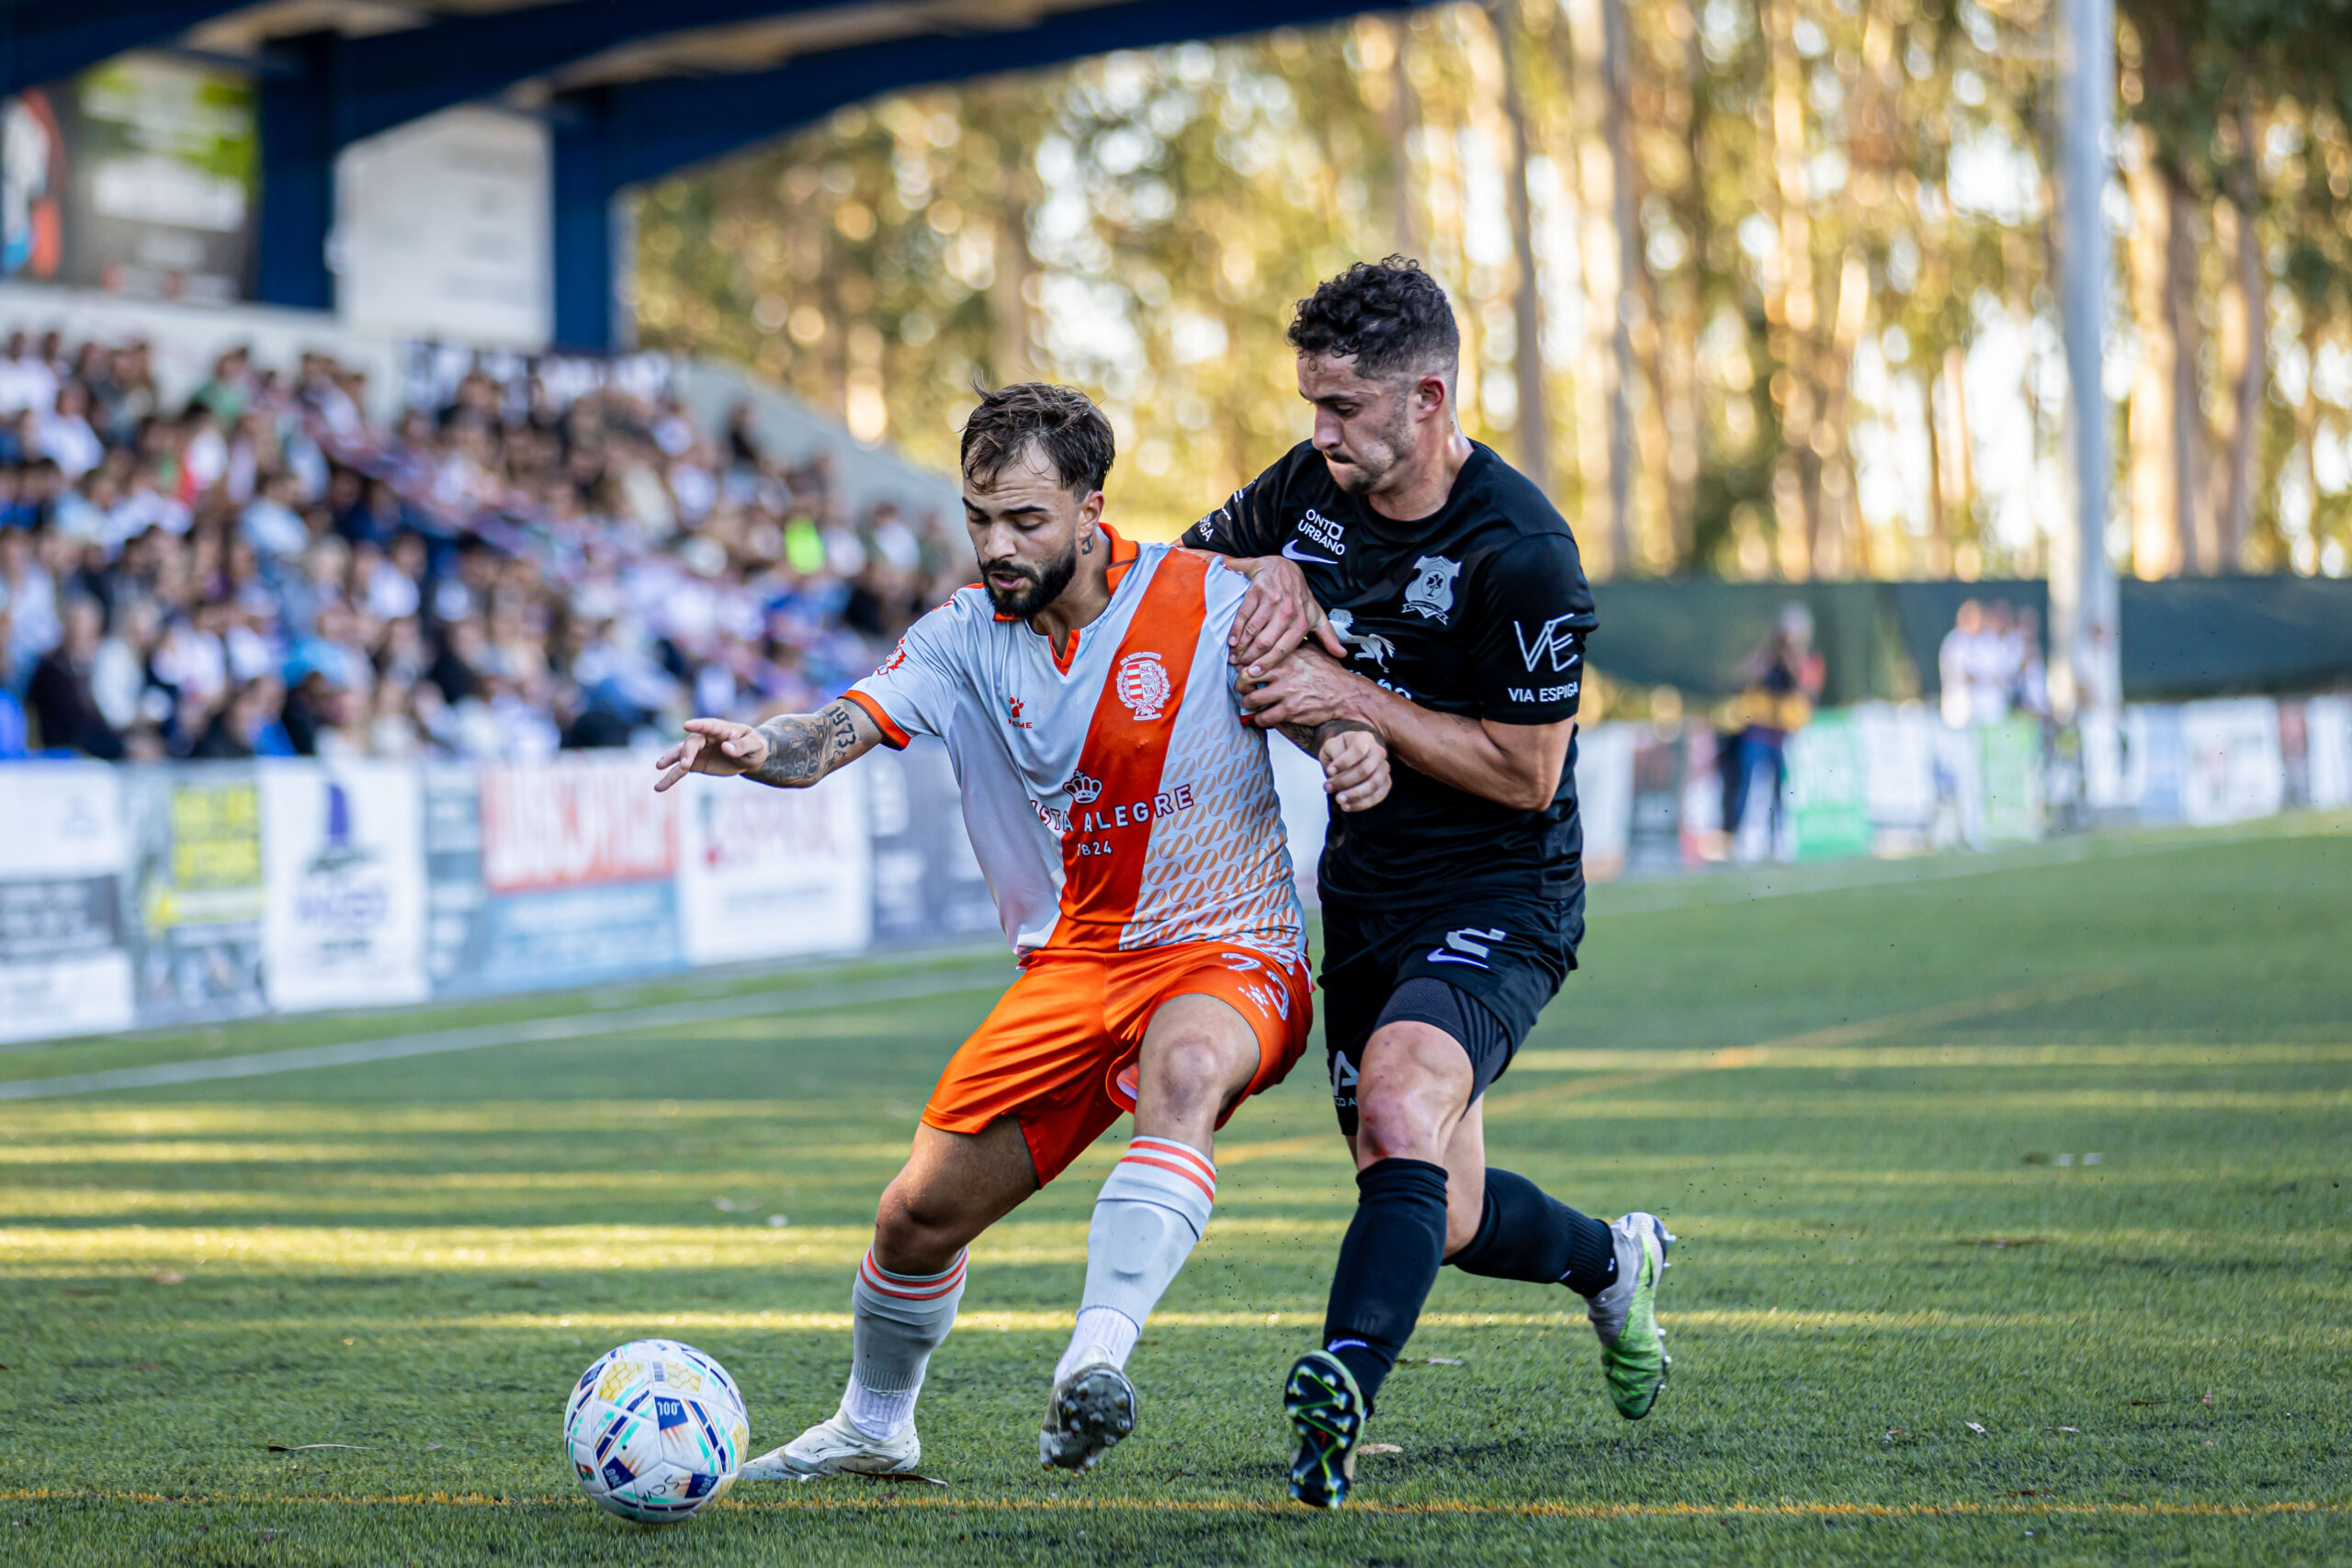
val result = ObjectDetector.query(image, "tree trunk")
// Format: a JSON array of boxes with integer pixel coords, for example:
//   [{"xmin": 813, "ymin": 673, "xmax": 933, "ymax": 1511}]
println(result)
[
  {"xmin": 1599, "ymin": 0, "xmax": 1641, "ymax": 570},
  {"xmin": 1658, "ymin": 0, "xmax": 1707, "ymax": 568},
  {"xmin": 1494, "ymin": 0, "xmax": 1553, "ymax": 494},
  {"xmin": 1384, "ymin": 14, "xmax": 1420, "ymax": 258},
  {"xmin": 2215, "ymin": 137, "xmax": 2265, "ymax": 571},
  {"xmin": 2123, "ymin": 128, "xmax": 2181, "ymax": 579},
  {"xmin": 2162, "ymin": 162, "xmax": 2212, "ymax": 572},
  {"xmin": 1763, "ymin": 0, "xmax": 1816, "ymax": 578}
]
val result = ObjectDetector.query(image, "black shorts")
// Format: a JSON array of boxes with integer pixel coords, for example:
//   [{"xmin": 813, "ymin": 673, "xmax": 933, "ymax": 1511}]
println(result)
[{"xmin": 1319, "ymin": 892, "xmax": 1581, "ymax": 1136}]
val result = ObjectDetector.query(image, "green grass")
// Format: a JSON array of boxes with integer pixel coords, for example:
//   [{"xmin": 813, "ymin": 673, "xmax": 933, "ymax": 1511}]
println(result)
[{"xmin": 3, "ymin": 821, "xmax": 2347, "ymax": 1565}]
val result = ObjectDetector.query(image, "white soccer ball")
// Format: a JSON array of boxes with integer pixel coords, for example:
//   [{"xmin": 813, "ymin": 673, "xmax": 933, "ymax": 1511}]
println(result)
[{"xmin": 563, "ymin": 1338, "xmax": 750, "ymax": 1522}]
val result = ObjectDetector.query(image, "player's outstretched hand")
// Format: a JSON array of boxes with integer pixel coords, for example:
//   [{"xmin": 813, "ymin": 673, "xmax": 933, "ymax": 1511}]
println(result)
[
  {"xmin": 1318, "ymin": 728, "xmax": 1389, "ymax": 813},
  {"xmin": 1230, "ymin": 556, "xmax": 1346, "ymax": 672},
  {"xmin": 652, "ymin": 717, "xmax": 770, "ymax": 792}
]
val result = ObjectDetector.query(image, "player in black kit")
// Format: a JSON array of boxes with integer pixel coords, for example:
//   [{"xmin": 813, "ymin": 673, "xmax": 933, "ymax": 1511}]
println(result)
[{"xmin": 1179, "ymin": 259, "xmax": 1675, "ymax": 1507}]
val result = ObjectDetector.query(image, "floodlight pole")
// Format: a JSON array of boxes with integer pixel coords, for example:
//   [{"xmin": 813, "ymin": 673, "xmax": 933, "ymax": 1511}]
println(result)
[{"xmin": 2052, "ymin": 0, "xmax": 2120, "ymax": 733}]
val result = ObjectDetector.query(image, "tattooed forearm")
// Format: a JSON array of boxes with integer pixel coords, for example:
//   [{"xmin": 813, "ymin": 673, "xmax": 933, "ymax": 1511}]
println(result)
[
  {"xmin": 1278, "ymin": 717, "xmax": 1378, "ymax": 758},
  {"xmin": 745, "ymin": 701, "xmax": 859, "ymax": 787}
]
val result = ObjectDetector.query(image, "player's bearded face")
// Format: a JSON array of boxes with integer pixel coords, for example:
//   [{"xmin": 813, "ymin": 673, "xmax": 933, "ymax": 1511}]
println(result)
[{"xmin": 978, "ymin": 531, "xmax": 1079, "ymax": 618}]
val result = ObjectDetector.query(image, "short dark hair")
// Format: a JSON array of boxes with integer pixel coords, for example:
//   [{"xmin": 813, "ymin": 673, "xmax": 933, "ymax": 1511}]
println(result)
[
  {"xmin": 959, "ymin": 382, "xmax": 1114, "ymax": 495},
  {"xmin": 1287, "ymin": 256, "xmax": 1460, "ymax": 381}
]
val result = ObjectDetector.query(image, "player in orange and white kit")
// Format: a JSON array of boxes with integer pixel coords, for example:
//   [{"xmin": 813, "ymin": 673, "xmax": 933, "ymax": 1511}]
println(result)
[{"xmin": 652, "ymin": 384, "xmax": 1390, "ymax": 1479}]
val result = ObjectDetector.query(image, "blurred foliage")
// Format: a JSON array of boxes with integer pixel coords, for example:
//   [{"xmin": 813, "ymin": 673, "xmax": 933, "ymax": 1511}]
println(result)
[{"xmin": 637, "ymin": 0, "xmax": 2352, "ymax": 578}]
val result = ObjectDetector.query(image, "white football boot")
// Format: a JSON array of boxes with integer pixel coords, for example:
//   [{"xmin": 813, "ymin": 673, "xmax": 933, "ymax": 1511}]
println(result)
[
  {"xmin": 738, "ymin": 1400, "xmax": 922, "ymax": 1481},
  {"xmin": 1037, "ymin": 1349, "xmax": 1136, "ymax": 1472}
]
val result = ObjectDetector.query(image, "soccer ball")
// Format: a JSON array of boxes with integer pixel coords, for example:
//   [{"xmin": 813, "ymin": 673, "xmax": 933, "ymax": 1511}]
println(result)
[{"xmin": 563, "ymin": 1338, "xmax": 750, "ymax": 1522}]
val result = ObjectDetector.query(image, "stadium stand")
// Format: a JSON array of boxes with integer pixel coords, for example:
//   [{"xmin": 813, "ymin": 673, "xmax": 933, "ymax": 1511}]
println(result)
[{"xmin": 0, "ymin": 327, "xmax": 969, "ymax": 761}]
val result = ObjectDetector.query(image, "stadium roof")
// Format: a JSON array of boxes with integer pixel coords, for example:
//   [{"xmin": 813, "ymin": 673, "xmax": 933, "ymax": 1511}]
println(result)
[{"xmin": 1, "ymin": 0, "xmax": 1382, "ymax": 345}]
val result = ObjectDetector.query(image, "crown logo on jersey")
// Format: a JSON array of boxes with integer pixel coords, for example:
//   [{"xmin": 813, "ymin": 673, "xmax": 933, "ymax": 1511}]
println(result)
[
  {"xmin": 1114, "ymin": 651, "xmax": 1172, "ymax": 721},
  {"xmin": 1065, "ymin": 771, "xmax": 1102, "ymax": 804}
]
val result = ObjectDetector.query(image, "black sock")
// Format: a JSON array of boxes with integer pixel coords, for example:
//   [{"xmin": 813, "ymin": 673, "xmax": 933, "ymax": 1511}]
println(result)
[
  {"xmin": 1445, "ymin": 1168, "xmax": 1618, "ymax": 1297},
  {"xmin": 1321, "ymin": 1157, "xmax": 1449, "ymax": 1408}
]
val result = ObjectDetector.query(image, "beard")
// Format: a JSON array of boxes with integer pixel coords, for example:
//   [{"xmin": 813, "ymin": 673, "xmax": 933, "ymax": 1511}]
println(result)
[
  {"xmin": 1323, "ymin": 398, "xmax": 1416, "ymax": 495},
  {"xmin": 979, "ymin": 539, "xmax": 1080, "ymax": 619}
]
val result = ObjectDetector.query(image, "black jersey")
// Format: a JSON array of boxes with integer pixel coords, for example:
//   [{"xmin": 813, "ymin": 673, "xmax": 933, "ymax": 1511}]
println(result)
[{"xmin": 1181, "ymin": 439, "xmax": 1597, "ymax": 909}]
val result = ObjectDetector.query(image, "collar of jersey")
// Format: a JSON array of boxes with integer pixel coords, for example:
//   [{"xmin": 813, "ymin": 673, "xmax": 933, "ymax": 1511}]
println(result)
[{"xmin": 994, "ymin": 523, "xmax": 1141, "ymax": 674}]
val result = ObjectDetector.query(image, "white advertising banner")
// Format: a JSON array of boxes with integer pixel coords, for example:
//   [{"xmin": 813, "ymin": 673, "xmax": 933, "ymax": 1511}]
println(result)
[
  {"xmin": 2305, "ymin": 695, "xmax": 2352, "ymax": 810},
  {"xmin": 259, "ymin": 761, "xmax": 428, "ymax": 1012},
  {"xmin": 334, "ymin": 107, "xmax": 551, "ymax": 349},
  {"xmin": 1575, "ymin": 723, "xmax": 1638, "ymax": 881},
  {"xmin": 676, "ymin": 769, "xmax": 872, "ymax": 965},
  {"xmin": 1850, "ymin": 702, "xmax": 1938, "ymax": 835},
  {"xmin": 2179, "ymin": 698, "xmax": 2285, "ymax": 826},
  {"xmin": 0, "ymin": 762, "xmax": 134, "ymax": 1042}
]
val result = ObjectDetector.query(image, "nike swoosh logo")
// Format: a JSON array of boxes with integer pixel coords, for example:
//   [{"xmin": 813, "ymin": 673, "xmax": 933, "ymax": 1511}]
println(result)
[{"xmin": 1282, "ymin": 541, "xmax": 1340, "ymax": 565}]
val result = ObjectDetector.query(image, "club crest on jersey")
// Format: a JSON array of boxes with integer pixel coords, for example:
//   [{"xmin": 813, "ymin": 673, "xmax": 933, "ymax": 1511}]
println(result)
[
  {"xmin": 1403, "ymin": 555, "xmax": 1461, "ymax": 620},
  {"xmin": 1114, "ymin": 651, "xmax": 1172, "ymax": 720},
  {"xmin": 1064, "ymin": 770, "xmax": 1103, "ymax": 804}
]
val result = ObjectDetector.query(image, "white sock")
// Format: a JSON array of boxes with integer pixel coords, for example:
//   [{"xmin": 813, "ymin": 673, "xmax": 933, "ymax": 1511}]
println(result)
[
  {"xmin": 1054, "ymin": 1136, "xmax": 1215, "ymax": 1384},
  {"xmin": 842, "ymin": 1247, "xmax": 967, "ymax": 1440}
]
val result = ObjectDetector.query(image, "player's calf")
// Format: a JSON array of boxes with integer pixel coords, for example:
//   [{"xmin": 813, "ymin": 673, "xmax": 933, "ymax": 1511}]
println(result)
[{"xmin": 1042, "ymin": 995, "xmax": 1257, "ymax": 1472}]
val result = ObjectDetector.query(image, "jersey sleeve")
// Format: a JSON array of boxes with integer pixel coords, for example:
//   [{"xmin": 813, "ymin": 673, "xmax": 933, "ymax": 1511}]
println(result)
[
  {"xmin": 1465, "ymin": 533, "xmax": 1598, "ymax": 724},
  {"xmin": 1178, "ymin": 451, "xmax": 1292, "ymax": 557},
  {"xmin": 843, "ymin": 597, "xmax": 970, "ymax": 747}
]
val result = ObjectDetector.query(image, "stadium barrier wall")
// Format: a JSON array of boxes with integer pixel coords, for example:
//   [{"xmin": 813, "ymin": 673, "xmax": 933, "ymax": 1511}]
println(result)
[{"xmin": 1, "ymin": 695, "xmax": 2344, "ymax": 1045}]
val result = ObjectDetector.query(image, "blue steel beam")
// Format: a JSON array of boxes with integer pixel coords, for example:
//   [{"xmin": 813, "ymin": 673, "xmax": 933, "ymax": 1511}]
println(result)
[
  {"xmin": 253, "ymin": 29, "xmax": 342, "ymax": 310},
  {"xmin": 1, "ymin": 0, "xmax": 251, "ymax": 95},
  {"xmin": 335, "ymin": 0, "xmax": 859, "ymax": 146},
  {"xmin": 590, "ymin": 0, "xmax": 1381, "ymax": 188}
]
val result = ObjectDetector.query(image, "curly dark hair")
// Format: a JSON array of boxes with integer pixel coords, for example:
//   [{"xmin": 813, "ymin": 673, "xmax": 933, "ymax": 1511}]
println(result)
[
  {"xmin": 1286, "ymin": 256, "xmax": 1460, "ymax": 381},
  {"xmin": 959, "ymin": 382, "xmax": 1114, "ymax": 495}
]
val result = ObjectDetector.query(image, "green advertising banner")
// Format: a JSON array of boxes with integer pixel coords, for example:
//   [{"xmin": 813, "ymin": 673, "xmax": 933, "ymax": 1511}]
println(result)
[
  {"xmin": 1977, "ymin": 717, "xmax": 2043, "ymax": 842},
  {"xmin": 1784, "ymin": 714, "xmax": 1873, "ymax": 862},
  {"xmin": 1, "ymin": 52, "xmax": 255, "ymax": 301}
]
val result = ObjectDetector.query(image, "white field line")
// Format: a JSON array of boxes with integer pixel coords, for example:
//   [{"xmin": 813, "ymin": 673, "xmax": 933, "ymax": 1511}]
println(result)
[{"xmin": 0, "ymin": 968, "xmax": 1012, "ymax": 1103}]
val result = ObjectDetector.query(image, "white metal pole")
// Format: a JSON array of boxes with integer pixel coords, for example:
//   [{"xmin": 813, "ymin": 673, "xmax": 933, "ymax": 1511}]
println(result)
[{"xmin": 2053, "ymin": 0, "xmax": 2120, "ymax": 731}]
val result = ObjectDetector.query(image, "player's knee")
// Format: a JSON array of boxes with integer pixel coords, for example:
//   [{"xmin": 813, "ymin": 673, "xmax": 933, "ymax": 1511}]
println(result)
[
  {"xmin": 1352, "ymin": 1081, "xmax": 1447, "ymax": 1165},
  {"xmin": 1139, "ymin": 1032, "xmax": 1249, "ymax": 1120},
  {"xmin": 872, "ymin": 1179, "xmax": 963, "ymax": 1269}
]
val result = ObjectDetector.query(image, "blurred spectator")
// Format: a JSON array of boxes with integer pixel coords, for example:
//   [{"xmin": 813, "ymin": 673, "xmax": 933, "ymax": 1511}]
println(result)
[
  {"xmin": 0, "ymin": 330, "xmax": 962, "ymax": 761},
  {"xmin": 1939, "ymin": 599, "xmax": 2021, "ymax": 728},
  {"xmin": 1717, "ymin": 603, "xmax": 1824, "ymax": 856},
  {"xmin": 28, "ymin": 596, "xmax": 124, "ymax": 759}
]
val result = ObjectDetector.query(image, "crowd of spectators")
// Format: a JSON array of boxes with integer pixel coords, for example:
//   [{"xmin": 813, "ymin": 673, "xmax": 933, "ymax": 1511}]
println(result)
[{"xmin": 0, "ymin": 330, "xmax": 968, "ymax": 761}]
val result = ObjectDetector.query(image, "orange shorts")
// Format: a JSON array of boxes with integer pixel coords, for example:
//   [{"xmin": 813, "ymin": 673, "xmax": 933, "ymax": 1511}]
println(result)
[{"xmin": 922, "ymin": 941, "xmax": 1314, "ymax": 1186}]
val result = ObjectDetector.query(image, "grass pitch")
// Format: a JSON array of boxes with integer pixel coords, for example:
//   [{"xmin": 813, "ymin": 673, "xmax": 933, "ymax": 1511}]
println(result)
[{"xmin": 3, "ymin": 819, "xmax": 2347, "ymax": 1565}]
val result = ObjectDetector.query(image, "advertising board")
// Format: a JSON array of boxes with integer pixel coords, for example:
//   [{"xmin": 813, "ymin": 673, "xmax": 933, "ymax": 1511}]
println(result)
[
  {"xmin": 1976, "ymin": 717, "xmax": 2044, "ymax": 842},
  {"xmin": 866, "ymin": 739, "xmax": 1001, "ymax": 946},
  {"xmin": 469, "ymin": 758, "xmax": 684, "ymax": 988},
  {"xmin": 0, "ymin": 761, "xmax": 133, "ymax": 1042},
  {"xmin": 2307, "ymin": 695, "xmax": 2352, "ymax": 810},
  {"xmin": 1, "ymin": 54, "xmax": 256, "ymax": 302},
  {"xmin": 334, "ymin": 107, "xmax": 551, "ymax": 349},
  {"xmin": 259, "ymin": 761, "xmax": 428, "ymax": 1012},
  {"xmin": 1784, "ymin": 712, "xmax": 1871, "ymax": 861},
  {"xmin": 676, "ymin": 769, "xmax": 872, "ymax": 964},
  {"xmin": 2179, "ymin": 698, "xmax": 2285, "ymax": 826},
  {"xmin": 122, "ymin": 763, "xmax": 266, "ymax": 1025}
]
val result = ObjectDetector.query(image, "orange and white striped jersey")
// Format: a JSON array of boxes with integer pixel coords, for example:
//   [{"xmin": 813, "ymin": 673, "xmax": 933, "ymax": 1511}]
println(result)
[{"xmin": 845, "ymin": 529, "xmax": 1304, "ymax": 964}]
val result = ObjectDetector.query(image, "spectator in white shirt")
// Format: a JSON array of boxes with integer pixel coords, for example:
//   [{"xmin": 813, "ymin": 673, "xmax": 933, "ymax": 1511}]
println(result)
[{"xmin": 37, "ymin": 383, "xmax": 106, "ymax": 479}]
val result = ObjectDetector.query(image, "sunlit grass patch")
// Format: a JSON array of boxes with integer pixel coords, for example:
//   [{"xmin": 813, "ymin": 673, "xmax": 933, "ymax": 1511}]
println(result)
[{"xmin": 4, "ymin": 824, "xmax": 2348, "ymax": 1566}]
